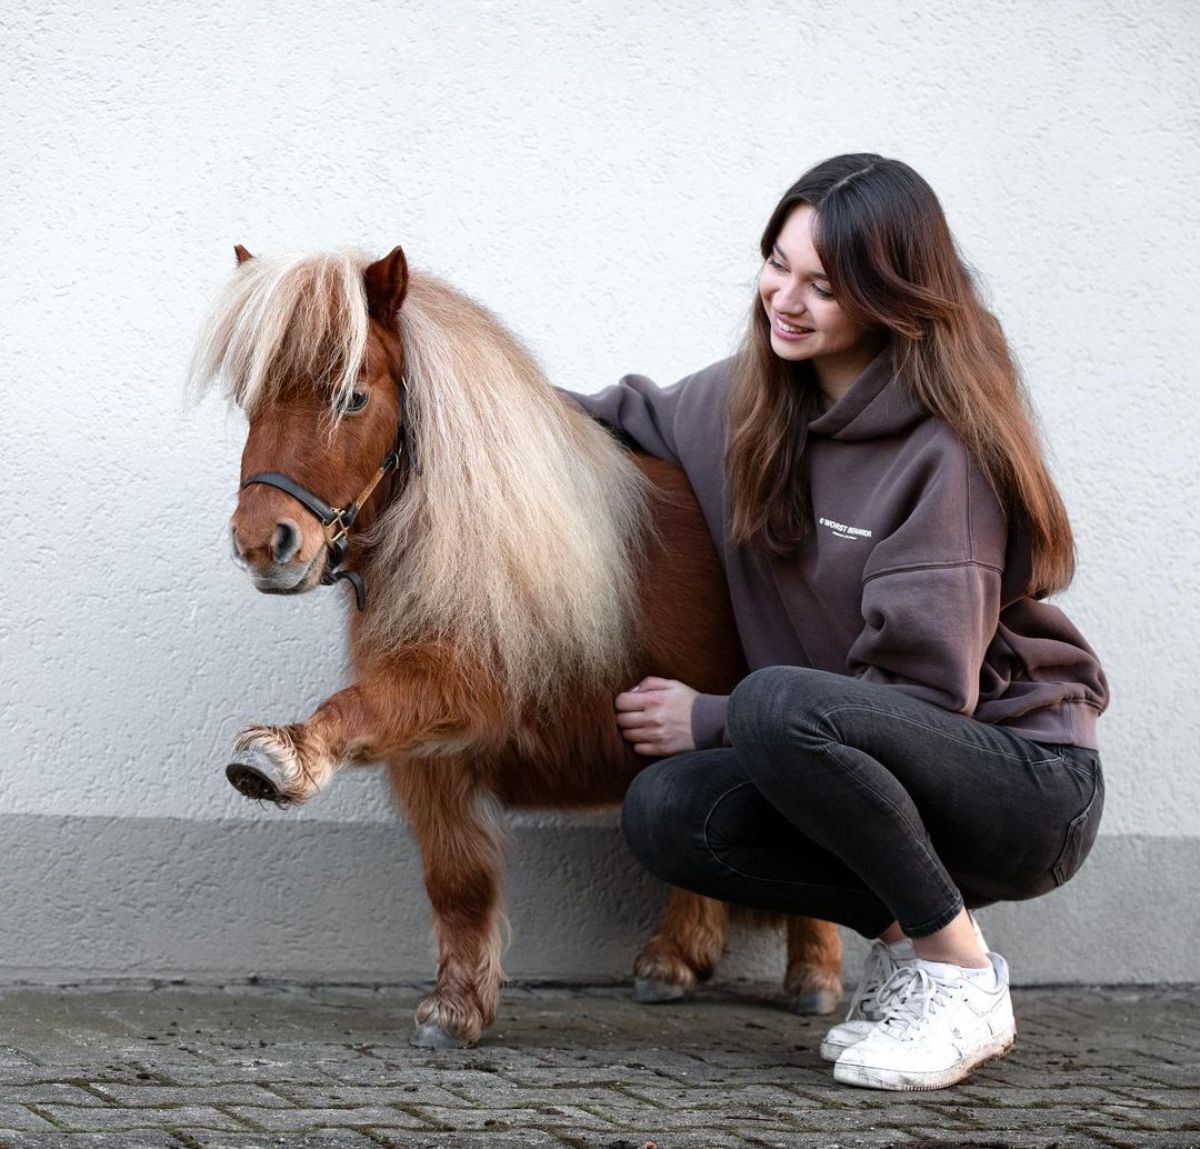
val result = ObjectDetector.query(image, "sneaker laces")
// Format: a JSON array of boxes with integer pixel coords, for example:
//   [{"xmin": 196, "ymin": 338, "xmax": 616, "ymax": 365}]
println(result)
[
  {"xmin": 843, "ymin": 941, "xmax": 902, "ymax": 1021},
  {"xmin": 871, "ymin": 965, "xmax": 962, "ymax": 1040}
]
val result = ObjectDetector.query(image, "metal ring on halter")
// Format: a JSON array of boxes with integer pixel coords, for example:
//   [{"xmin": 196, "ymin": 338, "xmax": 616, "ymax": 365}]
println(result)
[{"xmin": 240, "ymin": 438, "xmax": 404, "ymax": 611}]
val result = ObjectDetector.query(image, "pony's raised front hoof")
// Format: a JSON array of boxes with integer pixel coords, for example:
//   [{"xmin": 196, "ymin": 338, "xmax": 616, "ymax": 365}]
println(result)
[
  {"xmin": 633, "ymin": 977, "xmax": 692, "ymax": 1004},
  {"xmin": 789, "ymin": 988, "xmax": 841, "ymax": 1016},
  {"xmin": 412, "ymin": 1022, "xmax": 472, "ymax": 1049},
  {"xmin": 226, "ymin": 748, "xmax": 292, "ymax": 806}
]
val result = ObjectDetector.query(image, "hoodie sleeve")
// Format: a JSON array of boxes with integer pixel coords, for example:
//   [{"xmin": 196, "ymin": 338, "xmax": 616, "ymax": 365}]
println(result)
[
  {"xmin": 690, "ymin": 692, "xmax": 731, "ymax": 749},
  {"xmin": 557, "ymin": 375, "xmax": 685, "ymax": 465},
  {"xmin": 847, "ymin": 562, "xmax": 1002, "ymax": 714},
  {"xmin": 846, "ymin": 440, "xmax": 1007, "ymax": 715}
]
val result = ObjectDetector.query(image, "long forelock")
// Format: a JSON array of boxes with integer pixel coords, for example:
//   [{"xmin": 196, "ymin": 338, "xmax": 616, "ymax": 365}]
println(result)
[{"xmin": 189, "ymin": 250, "xmax": 370, "ymax": 418}]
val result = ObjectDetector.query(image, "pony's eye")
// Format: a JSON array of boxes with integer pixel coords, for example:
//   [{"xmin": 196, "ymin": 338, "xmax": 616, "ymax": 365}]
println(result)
[{"xmin": 346, "ymin": 389, "xmax": 369, "ymax": 413}]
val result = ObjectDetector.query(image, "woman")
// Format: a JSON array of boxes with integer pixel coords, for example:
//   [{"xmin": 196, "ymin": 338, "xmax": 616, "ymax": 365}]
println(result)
[{"xmin": 564, "ymin": 154, "xmax": 1108, "ymax": 1091}]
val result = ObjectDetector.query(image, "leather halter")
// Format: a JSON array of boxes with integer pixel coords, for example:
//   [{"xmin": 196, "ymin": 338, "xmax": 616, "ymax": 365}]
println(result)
[{"xmin": 240, "ymin": 404, "xmax": 417, "ymax": 612}]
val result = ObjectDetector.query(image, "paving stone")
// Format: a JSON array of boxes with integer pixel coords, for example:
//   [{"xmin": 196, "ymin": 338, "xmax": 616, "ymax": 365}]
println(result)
[
  {"xmin": 266, "ymin": 1081, "xmax": 473, "ymax": 1108},
  {"xmin": 0, "ymin": 1084, "xmax": 112, "ymax": 1106},
  {"xmin": 1113, "ymin": 1086, "xmax": 1200, "ymax": 1109},
  {"xmin": 616, "ymin": 1083, "xmax": 805, "ymax": 1110},
  {"xmin": 0, "ymin": 1135, "xmax": 185, "ymax": 1148},
  {"xmin": 147, "ymin": 1061, "xmax": 348, "ymax": 1086},
  {"xmin": 569, "ymin": 1100, "xmax": 806, "ymax": 1133},
  {"xmin": 934, "ymin": 1104, "xmax": 1150, "ymax": 1131},
  {"xmin": 479, "ymin": 1066, "xmax": 684, "ymax": 1092},
  {"xmin": 901, "ymin": 1130, "xmax": 1108, "ymax": 1147},
  {"xmin": 1130, "ymin": 1062, "xmax": 1200, "ymax": 1087},
  {"xmin": 434, "ymin": 1082, "xmax": 643, "ymax": 1111},
  {"xmin": 405, "ymin": 1103, "xmax": 613, "ymax": 1131},
  {"xmin": 37, "ymin": 1103, "xmax": 251, "ymax": 1131},
  {"xmin": 0, "ymin": 1103, "xmax": 59, "ymax": 1131},
  {"xmin": 778, "ymin": 1102, "xmax": 984, "ymax": 1133},
  {"xmin": 173, "ymin": 1133, "xmax": 384, "ymax": 1148},
  {"xmin": 223, "ymin": 1104, "xmax": 429, "ymax": 1130},
  {"xmin": 1076, "ymin": 1133, "xmax": 1200, "ymax": 1149},
  {"xmin": 1095, "ymin": 1104, "xmax": 1200, "ymax": 1131},
  {"xmin": 582, "ymin": 1135, "xmax": 767, "ymax": 1149},
  {"xmin": 360, "ymin": 1134, "xmax": 569, "ymax": 1148},
  {"xmin": 951, "ymin": 1083, "xmax": 1152, "ymax": 1107},
  {"xmin": 86, "ymin": 1083, "xmax": 294, "ymax": 1107}
]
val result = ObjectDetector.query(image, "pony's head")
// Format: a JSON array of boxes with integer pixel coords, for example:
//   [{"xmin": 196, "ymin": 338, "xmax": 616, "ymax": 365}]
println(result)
[
  {"xmin": 193, "ymin": 243, "xmax": 652, "ymax": 705},
  {"xmin": 192, "ymin": 246, "xmax": 411, "ymax": 600}
]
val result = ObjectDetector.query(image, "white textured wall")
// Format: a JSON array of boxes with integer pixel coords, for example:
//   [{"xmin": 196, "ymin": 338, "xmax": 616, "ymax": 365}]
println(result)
[{"xmin": 2, "ymin": 1, "xmax": 1198, "ymax": 980}]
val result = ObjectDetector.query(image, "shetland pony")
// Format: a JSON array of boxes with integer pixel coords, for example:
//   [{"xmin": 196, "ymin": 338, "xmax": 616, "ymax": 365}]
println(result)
[{"xmin": 191, "ymin": 245, "xmax": 842, "ymax": 1048}]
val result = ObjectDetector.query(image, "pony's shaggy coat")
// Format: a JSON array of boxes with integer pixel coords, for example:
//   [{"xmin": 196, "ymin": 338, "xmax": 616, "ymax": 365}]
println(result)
[
  {"xmin": 193, "ymin": 252, "xmax": 653, "ymax": 708},
  {"xmin": 207, "ymin": 246, "xmax": 843, "ymax": 1046}
]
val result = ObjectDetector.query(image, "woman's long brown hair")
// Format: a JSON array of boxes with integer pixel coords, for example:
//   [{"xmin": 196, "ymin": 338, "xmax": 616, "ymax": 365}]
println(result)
[{"xmin": 727, "ymin": 154, "xmax": 1075, "ymax": 597}]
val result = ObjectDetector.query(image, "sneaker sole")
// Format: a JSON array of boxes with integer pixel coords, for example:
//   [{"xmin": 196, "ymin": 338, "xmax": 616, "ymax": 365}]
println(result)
[
  {"xmin": 832, "ymin": 1022, "xmax": 1017, "ymax": 1091},
  {"xmin": 819, "ymin": 1034, "xmax": 864, "ymax": 1062}
]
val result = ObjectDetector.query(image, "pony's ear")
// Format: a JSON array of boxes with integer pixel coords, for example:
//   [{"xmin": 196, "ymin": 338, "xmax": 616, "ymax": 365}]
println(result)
[
  {"xmin": 234, "ymin": 244, "xmax": 254, "ymax": 265},
  {"xmin": 364, "ymin": 245, "xmax": 409, "ymax": 321}
]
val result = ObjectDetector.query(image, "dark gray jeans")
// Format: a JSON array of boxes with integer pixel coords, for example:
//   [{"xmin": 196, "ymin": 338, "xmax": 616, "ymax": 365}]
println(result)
[{"xmin": 621, "ymin": 666, "xmax": 1104, "ymax": 939}]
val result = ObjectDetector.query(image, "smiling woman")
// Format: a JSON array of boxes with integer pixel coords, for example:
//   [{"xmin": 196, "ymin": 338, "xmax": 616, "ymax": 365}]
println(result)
[
  {"xmin": 564, "ymin": 152, "xmax": 1110, "ymax": 1092},
  {"xmin": 759, "ymin": 204, "xmax": 886, "ymax": 402}
]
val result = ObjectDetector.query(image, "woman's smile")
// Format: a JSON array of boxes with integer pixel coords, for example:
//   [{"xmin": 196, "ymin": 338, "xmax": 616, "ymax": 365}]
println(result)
[{"xmin": 771, "ymin": 313, "xmax": 815, "ymax": 341}]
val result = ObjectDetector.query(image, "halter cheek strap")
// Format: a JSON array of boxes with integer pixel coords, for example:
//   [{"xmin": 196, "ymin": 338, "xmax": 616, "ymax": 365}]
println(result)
[{"xmin": 241, "ymin": 437, "xmax": 404, "ymax": 611}]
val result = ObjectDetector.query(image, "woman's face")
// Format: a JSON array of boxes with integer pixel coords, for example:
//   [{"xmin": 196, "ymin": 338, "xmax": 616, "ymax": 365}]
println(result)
[{"xmin": 758, "ymin": 204, "xmax": 879, "ymax": 380}]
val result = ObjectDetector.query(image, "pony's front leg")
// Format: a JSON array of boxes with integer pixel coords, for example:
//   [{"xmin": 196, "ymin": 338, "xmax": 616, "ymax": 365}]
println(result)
[
  {"xmin": 226, "ymin": 715, "xmax": 344, "ymax": 807},
  {"xmin": 226, "ymin": 664, "xmax": 477, "ymax": 806},
  {"xmin": 391, "ymin": 760, "xmax": 508, "ymax": 1049}
]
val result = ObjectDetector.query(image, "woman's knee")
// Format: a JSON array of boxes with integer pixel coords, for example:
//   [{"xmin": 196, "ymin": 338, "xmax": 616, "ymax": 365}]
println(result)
[
  {"xmin": 728, "ymin": 665, "xmax": 833, "ymax": 749},
  {"xmin": 620, "ymin": 753, "xmax": 727, "ymax": 884}
]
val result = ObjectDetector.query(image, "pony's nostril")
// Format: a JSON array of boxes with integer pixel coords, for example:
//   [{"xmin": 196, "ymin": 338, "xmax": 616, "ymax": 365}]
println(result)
[
  {"xmin": 230, "ymin": 523, "xmax": 248, "ymax": 567},
  {"xmin": 272, "ymin": 519, "xmax": 301, "ymax": 564}
]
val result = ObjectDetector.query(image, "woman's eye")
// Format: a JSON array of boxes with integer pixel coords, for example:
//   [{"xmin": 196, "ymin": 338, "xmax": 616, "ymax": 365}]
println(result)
[
  {"xmin": 346, "ymin": 389, "xmax": 369, "ymax": 413},
  {"xmin": 767, "ymin": 257, "xmax": 787, "ymax": 272},
  {"xmin": 812, "ymin": 284, "xmax": 834, "ymax": 300}
]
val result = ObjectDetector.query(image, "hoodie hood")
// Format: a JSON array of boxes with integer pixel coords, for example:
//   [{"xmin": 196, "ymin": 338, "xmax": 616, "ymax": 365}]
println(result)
[{"xmin": 807, "ymin": 344, "xmax": 927, "ymax": 441}]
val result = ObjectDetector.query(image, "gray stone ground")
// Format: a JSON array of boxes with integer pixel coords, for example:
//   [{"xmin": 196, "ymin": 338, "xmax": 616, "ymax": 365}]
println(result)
[{"xmin": 0, "ymin": 982, "xmax": 1196, "ymax": 1149}]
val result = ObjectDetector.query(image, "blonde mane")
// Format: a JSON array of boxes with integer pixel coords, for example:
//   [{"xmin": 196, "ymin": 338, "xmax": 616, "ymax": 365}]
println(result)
[
  {"xmin": 191, "ymin": 251, "xmax": 653, "ymax": 706},
  {"xmin": 189, "ymin": 251, "xmax": 370, "ymax": 416}
]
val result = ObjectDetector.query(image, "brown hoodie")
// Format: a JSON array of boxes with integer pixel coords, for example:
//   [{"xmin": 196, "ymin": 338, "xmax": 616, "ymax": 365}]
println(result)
[{"xmin": 560, "ymin": 349, "xmax": 1109, "ymax": 750}]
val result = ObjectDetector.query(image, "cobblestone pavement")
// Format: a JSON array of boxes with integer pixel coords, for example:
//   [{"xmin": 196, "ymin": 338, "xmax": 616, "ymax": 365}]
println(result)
[{"xmin": 0, "ymin": 982, "xmax": 1196, "ymax": 1149}]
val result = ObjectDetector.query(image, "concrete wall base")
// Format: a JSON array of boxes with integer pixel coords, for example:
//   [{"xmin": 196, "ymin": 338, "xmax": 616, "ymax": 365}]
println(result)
[{"xmin": 2, "ymin": 814, "xmax": 1194, "ymax": 986}]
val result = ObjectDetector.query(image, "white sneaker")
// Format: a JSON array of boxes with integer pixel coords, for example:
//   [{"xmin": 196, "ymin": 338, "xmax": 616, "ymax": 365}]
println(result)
[
  {"xmin": 819, "ymin": 939, "xmax": 914, "ymax": 1062},
  {"xmin": 819, "ymin": 914, "xmax": 988, "ymax": 1063},
  {"xmin": 832, "ymin": 951, "xmax": 1016, "ymax": 1091}
]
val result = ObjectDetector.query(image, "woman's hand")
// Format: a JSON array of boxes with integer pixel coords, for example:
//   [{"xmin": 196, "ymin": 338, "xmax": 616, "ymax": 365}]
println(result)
[{"xmin": 614, "ymin": 676, "xmax": 698, "ymax": 756}]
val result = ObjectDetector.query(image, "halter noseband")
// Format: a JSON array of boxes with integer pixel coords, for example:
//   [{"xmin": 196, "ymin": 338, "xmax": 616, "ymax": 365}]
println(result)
[{"xmin": 240, "ymin": 408, "xmax": 416, "ymax": 611}]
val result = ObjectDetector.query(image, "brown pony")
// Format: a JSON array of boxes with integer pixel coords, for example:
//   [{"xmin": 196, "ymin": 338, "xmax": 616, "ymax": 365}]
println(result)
[{"xmin": 191, "ymin": 244, "xmax": 843, "ymax": 1048}]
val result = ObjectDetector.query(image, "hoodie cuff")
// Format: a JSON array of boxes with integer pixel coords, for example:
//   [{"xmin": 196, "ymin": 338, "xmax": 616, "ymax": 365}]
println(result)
[{"xmin": 690, "ymin": 693, "xmax": 731, "ymax": 750}]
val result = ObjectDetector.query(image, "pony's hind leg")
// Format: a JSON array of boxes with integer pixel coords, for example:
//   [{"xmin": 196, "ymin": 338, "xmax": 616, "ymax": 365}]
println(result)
[
  {"xmin": 632, "ymin": 888, "xmax": 729, "ymax": 1002},
  {"xmin": 785, "ymin": 916, "xmax": 843, "ymax": 1016},
  {"xmin": 391, "ymin": 760, "xmax": 508, "ymax": 1049}
]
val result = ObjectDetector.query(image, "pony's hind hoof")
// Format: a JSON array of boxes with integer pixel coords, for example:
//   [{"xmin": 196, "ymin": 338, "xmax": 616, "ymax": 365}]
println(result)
[
  {"xmin": 226, "ymin": 749, "xmax": 292, "ymax": 806},
  {"xmin": 412, "ymin": 1022, "xmax": 471, "ymax": 1049},
  {"xmin": 633, "ymin": 977, "xmax": 691, "ymax": 1004},
  {"xmin": 789, "ymin": 988, "xmax": 840, "ymax": 1016}
]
